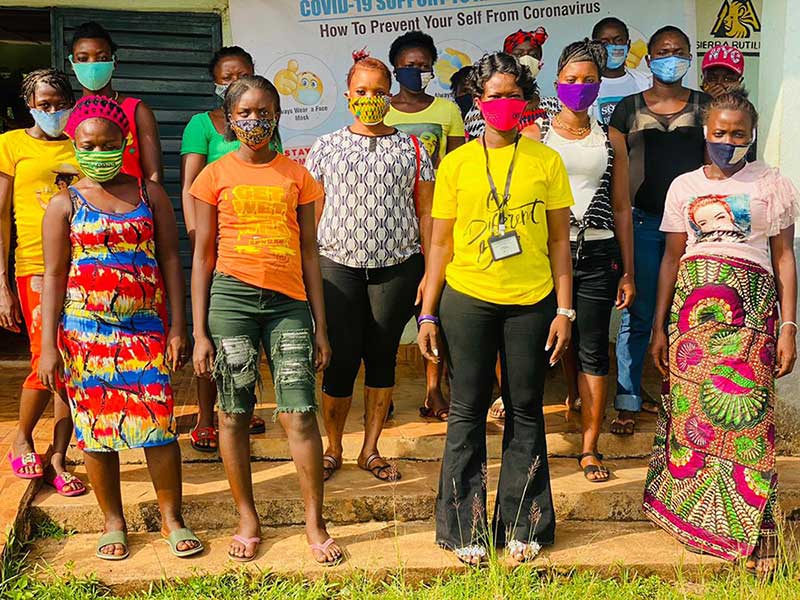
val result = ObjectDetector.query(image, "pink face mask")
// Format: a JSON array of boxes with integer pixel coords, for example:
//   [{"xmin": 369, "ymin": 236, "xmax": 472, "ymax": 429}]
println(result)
[{"xmin": 478, "ymin": 97, "xmax": 528, "ymax": 132}]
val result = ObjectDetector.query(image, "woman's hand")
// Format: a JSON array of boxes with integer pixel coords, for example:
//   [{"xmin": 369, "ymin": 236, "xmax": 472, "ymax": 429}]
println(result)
[
  {"xmin": 616, "ymin": 273, "xmax": 635, "ymax": 310},
  {"xmin": 314, "ymin": 329, "xmax": 332, "ymax": 371},
  {"xmin": 193, "ymin": 335, "xmax": 215, "ymax": 378},
  {"xmin": 165, "ymin": 327, "xmax": 188, "ymax": 371},
  {"xmin": 418, "ymin": 322, "xmax": 440, "ymax": 363},
  {"xmin": 650, "ymin": 328, "xmax": 669, "ymax": 377},
  {"xmin": 38, "ymin": 345, "xmax": 64, "ymax": 391},
  {"xmin": 546, "ymin": 315, "xmax": 571, "ymax": 366},
  {"xmin": 776, "ymin": 327, "xmax": 797, "ymax": 378},
  {"xmin": 0, "ymin": 286, "xmax": 22, "ymax": 332}
]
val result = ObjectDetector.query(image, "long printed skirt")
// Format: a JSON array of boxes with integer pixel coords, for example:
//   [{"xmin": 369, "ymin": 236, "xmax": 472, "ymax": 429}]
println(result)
[{"xmin": 643, "ymin": 254, "xmax": 779, "ymax": 561}]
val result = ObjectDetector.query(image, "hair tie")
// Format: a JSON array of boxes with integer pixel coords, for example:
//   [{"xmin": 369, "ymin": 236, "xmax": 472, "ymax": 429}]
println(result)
[{"xmin": 352, "ymin": 47, "xmax": 370, "ymax": 63}]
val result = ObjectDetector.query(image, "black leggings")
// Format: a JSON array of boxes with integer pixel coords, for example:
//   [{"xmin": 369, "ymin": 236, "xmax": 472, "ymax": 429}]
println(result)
[{"xmin": 321, "ymin": 254, "xmax": 423, "ymax": 397}]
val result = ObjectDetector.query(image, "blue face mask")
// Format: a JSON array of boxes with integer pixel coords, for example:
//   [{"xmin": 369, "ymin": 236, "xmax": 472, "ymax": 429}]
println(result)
[
  {"xmin": 606, "ymin": 44, "xmax": 629, "ymax": 70},
  {"xmin": 69, "ymin": 55, "xmax": 115, "ymax": 91},
  {"xmin": 395, "ymin": 67, "xmax": 434, "ymax": 92},
  {"xmin": 706, "ymin": 140, "xmax": 752, "ymax": 170},
  {"xmin": 649, "ymin": 55, "xmax": 691, "ymax": 84},
  {"xmin": 29, "ymin": 107, "xmax": 72, "ymax": 138}
]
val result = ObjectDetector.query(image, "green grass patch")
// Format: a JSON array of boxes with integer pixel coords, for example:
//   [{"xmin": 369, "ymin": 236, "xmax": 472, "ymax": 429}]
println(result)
[{"xmin": 29, "ymin": 517, "xmax": 74, "ymax": 542}]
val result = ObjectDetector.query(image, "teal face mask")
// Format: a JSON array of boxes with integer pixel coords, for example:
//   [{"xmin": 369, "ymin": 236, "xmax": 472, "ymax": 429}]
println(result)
[{"xmin": 69, "ymin": 55, "xmax": 115, "ymax": 91}]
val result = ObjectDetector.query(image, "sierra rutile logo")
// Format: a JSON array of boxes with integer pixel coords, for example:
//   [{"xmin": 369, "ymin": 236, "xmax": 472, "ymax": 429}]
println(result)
[{"xmin": 711, "ymin": 0, "xmax": 761, "ymax": 39}]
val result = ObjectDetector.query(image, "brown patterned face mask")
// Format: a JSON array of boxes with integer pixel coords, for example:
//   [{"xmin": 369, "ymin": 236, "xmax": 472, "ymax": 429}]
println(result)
[{"xmin": 229, "ymin": 117, "xmax": 277, "ymax": 149}]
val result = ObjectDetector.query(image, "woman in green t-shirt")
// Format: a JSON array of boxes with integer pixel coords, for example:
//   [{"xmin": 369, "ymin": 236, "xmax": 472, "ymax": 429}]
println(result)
[{"xmin": 180, "ymin": 46, "xmax": 281, "ymax": 451}]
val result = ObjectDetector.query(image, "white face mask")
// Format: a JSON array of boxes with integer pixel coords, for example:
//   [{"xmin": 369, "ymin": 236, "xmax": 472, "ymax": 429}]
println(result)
[
  {"xmin": 420, "ymin": 71, "xmax": 435, "ymax": 89},
  {"xmin": 518, "ymin": 54, "xmax": 542, "ymax": 79}
]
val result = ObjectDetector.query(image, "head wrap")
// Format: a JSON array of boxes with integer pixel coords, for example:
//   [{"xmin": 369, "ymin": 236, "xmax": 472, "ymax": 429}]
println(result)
[
  {"xmin": 503, "ymin": 27, "xmax": 548, "ymax": 54},
  {"xmin": 65, "ymin": 95, "xmax": 130, "ymax": 139}
]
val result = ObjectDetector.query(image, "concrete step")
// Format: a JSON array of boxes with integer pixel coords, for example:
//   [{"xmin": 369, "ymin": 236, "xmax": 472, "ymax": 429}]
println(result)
[
  {"xmin": 28, "ymin": 520, "xmax": 734, "ymax": 594},
  {"xmin": 29, "ymin": 457, "xmax": 800, "ymax": 534}
]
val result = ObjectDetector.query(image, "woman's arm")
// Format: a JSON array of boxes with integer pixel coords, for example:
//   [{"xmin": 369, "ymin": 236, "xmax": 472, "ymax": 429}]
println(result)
[
  {"xmin": 416, "ymin": 181, "xmax": 434, "ymax": 257},
  {"xmin": 298, "ymin": 201, "xmax": 331, "ymax": 371},
  {"xmin": 136, "ymin": 102, "xmax": 164, "ymax": 184},
  {"xmin": 417, "ymin": 218, "xmax": 455, "ymax": 362},
  {"xmin": 446, "ymin": 136, "xmax": 465, "ymax": 155},
  {"xmin": 37, "ymin": 192, "xmax": 71, "ymax": 390},
  {"xmin": 649, "ymin": 232, "xmax": 688, "ymax": 376},
  {"xmin": 147, "ymin": 181, "xmax": 187, "ymax": 370},
  {"xmin": 771, "ymin": 225, "xmax": 797, "ymax": 378},
  {"xmin": 0, "ymin": 172, "xmax": 21, "ymax": 332},
  {"xmin": 609, "ymin": 127, "xmax": 635, "ymax": 309},
  {"xmin": 546, "ymin": 207, "xmax": 573, "ymax": 365},
  {"xmin": 180, "ymin": 153, "xmax": 208, "ymax": 244},
  {"xmin": 191, "ymin": 199, "xmax": 218, "ymax": 377}
]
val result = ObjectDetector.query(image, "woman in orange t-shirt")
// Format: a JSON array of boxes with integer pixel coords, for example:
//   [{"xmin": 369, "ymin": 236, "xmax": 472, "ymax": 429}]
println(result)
[{"xmin": 190, "ymin": 76, "xmax": 342, "ymax": 566}]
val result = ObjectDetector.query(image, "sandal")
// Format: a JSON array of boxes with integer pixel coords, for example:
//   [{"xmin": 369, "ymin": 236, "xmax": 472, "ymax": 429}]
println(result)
[
  {"xmin": 162, "ymin": 527, "xmax": 204, "ymax": 558},
  {"xmin": 309, "ymin": 537, "xmax": 344, "ymax": 566},
  {"xmin": 641, "ymin": 399, "xmax": 660, "ymax": 415},
  {"xmin": 360, "ymin": 453, "xmax": 401, "ymax": 482},
  {"xmin": 507, "ymin": 539, "xmax": 542, "ymax": 563},
  {"xmin": 453, "ymin": 544, "xmax": 487, "ymax": 566},
  {"xmin": 8, "ymin": 451, "xmax": 43, "ymax": 479},
  {"xmin": 249, "ymin": 414, "xmax": 266, "ymax": 435},
  {"xmin": 610, "ymin": 418, "xmax": 635, "ymax": 436},
  {"xmin": 190, "ymin": 426, "xmax": 218, "ymax": 453},
  {"xmin": 419, "ymin": 404, "xmax": 449, "ymax": 421},
  {"xmin": 50, "ymin": 471, "xmax": 87, "ymax": 497},
  {"xmin": 746, "ymin": 537, "xmax": 778, "ymax": 577},
  {"xmin": 228, "ymin": 534, "xmax": 261, "ymax": 563},
  {"xmin": 577, "ymin": 452, "xmax": 610, "ymax": 483},
  {"xmin": 95, "ymin": 530, "xmax": 129, "ymax": 561},
  {"xmin": 488, "ymin": 397, "xmax": 505, "ymax": 420},
  {"xmin": 322, "ymin": 454, "xmax": 340, "ymax": 482}
]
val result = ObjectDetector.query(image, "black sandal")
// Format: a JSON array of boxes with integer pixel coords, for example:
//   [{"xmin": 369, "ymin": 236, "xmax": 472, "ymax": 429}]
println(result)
[
  {"xmin": 322, "ymin": 454, "xmax": 340, "ymax": 482},
  {"xmin": 577, "ymin": 452, "xmax": 610, "ymax": 483},
  {"xmin": 361, "ymin": 453, "xmax": 401, "ymax": 482}
]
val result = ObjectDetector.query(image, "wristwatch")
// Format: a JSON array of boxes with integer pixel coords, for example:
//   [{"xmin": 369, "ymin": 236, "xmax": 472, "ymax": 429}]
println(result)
[{"xmin": 556, "ymin": 308, "xmax": 576, "ymax": 322}]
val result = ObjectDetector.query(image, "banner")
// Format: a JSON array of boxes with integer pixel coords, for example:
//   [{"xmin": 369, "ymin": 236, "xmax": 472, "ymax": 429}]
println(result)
[{"xmin": 230, "ymin": 0, "xmax": 697, "ymax": 163}]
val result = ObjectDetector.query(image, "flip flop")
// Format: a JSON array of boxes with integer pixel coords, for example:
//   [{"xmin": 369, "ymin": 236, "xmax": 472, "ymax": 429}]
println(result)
[
  {"xmin": 249, "ymin": 415, "xmax": 266, "ymax": 435},
  {"xmin": 322, "ymin": 454, "xmax": 340, "ymax": 482},
  {"xmin": 361, "ymin": 453, "xmax": 401, "ymax": 482},
  {"xmin": 190, "ymin": 426, "xmax": 218, "ymax": 453},
  {"xmin": 507, "ymin": 539, "xmax": 542, "ymax": 563},
  {"xmin": 95, "ymin": 530, "xmax": 129, "ymax": 561},
  {"xmin": 229, "ymin": 534, "xmax": 260, "ymax": 562},
  {"xmin": 8, "ymin": 451, "xmax": 43, "ymax": 480},
  {"xmin": 453, "ymin": 544, "xmax": 487, "ymax": 567},
  {"xmin": 309, "ymin": 537, "xmax": 344, "ymax": 566},
  {"xmin": 577, "ymin": 452, "xmax": 610, "ymax": 483},
  {"xmin": 488, "ymin": 398, "xmax": 505, "ymax": 420},
  {"xmin": 162, "ymin": 527, "xmax": 204, "ymax": 558},
  {"xmin": 641, "ymin": 399, "xmax": 661, "ymax": 415},
  {"xmin": 419, "ymin": 405, "xmax": 449, "ymax": 421},
  {"xmin": 50, "ymin": 472, "xmax": 87, "ymax": 497},
  {"xmin": 610, "ymin": 418, "xmax": 636, "ymax": 436}
]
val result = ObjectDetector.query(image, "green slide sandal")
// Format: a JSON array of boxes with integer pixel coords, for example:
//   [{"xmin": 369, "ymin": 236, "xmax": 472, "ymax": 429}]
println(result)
[
  {"xmin": 162, "ymin": 527, "xmax": 204, "ymax": 558},
  {"xmin": 95, "ymin": 530, "xmax": 129, "ymax": 561}
]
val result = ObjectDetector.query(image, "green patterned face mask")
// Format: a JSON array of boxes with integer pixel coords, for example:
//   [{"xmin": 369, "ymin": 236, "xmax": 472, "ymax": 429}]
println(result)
[{"xmin": 74, "ymin": 144, "xmax": 126, "ymax": 182}]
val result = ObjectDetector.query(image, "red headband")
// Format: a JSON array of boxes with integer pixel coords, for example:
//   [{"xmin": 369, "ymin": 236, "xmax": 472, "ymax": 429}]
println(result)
[
  {"xmin": 503, "ymin": 27, "xmax": 548, "ymax": 54},
  {"xmin": 65, "ymin": 95, "xmax": 130, "ymax": 139}
]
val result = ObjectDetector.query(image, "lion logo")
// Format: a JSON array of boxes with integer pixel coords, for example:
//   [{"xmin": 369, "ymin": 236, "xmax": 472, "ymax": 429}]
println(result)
[{"xmin": 711, "ymin": 0, "xmax": 761, "ymax": 39}]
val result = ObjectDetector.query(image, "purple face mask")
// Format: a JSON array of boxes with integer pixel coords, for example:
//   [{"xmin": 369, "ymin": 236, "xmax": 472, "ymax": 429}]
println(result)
[{"xmin": 556, "ymin": 81, "xmax": 601, "ymax": 112}]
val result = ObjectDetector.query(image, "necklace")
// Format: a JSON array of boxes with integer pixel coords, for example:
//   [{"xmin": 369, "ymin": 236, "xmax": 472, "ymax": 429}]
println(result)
[{"xmin": 553, "ymin": 113, "xmax": 591, "ymax": 137}]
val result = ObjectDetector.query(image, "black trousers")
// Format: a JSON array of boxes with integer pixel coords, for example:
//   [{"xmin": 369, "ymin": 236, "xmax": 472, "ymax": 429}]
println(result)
[
  {"xmin": 435, "ymin": 285, "xmax": 556, "ymax": 550},
  {"xmin": 320, "ymin": 254, "xmax": 423, "ymax": 397}
]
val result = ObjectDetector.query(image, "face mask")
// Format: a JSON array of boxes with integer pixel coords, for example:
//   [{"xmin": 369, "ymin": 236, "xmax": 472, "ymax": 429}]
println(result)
[
  {"xmin": 606, "ymin": 44, "xmax": 629, "ymax": 70},
  {"xmin": 29, "ymin": 107, "xmax": 72, "ymax": 138},
  {"xmin": 348, "ymin": 95, "xmax": 390, "ymax": 126},
  {"xmin": 454, "ymin": 95, "xmax": 473, "ymax": 117},
  {"xmin": 69, "ymin": 56, "xmax": 115, "ymax": 91},
  {"xmin": 706, "ymin": 140, "xmax": 751, "ymax": 170},
  {"xmin": 214, "ymin": 83, "xmax": 229, "ymax": 99},
  {"xmin": 229, "ymin": 118, "xmax": 278, "ymax": 149},
  {"xmin": 478, "ymin": 97, "xmax": 528, "ymax": 132},
  {"xmin": 649, "ymin": 55, "xmax": 691, "ymax": 84},
  {"xmin": 518, "ymin": 55, "xmax": 542, "ymax": 79},
  {"xmin": 556, "ymin": 82, "xmax": 601, "ymax": 112},
  {"xmin": 395, "ymin": 67, "xmax": 434, "ymax": 92},
  {"xmin": 74, "ymin": 144, "xmax": 126, "ymax": 182}
]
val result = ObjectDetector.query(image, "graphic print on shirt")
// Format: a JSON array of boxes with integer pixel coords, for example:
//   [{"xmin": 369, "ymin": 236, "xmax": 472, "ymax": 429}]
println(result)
[
  {"xmin": 688, "ymin": 193, "xmax": 751, "ymax": 244},
  {"xmin": 230, "ymin": 184, "xmax": 294, "ymax": 265},
  {"xmin": 35, "ymin": 164, "xmax": 79, "ymax": 209},
  {"xmin": 597, "ymin": 95, "xmax": 624, "ymax": 125},
  {"xmin": 393, "ymin": 123, "xmax": 443, "ymax": 165}
]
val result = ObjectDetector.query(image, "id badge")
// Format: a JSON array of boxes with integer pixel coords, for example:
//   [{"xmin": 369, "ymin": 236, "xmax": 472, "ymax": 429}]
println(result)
[{"xmin": 488, "ymin": 230, "xmax": 522, "ymax": 261}]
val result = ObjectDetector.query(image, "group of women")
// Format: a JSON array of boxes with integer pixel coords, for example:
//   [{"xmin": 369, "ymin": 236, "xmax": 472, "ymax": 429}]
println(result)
[{"xmin": 0, "ymin": 16, "xmax": 795, "ymax": 576}]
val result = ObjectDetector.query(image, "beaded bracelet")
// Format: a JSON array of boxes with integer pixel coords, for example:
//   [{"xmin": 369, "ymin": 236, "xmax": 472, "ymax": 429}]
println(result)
[{"xmin": 417, "ymin": 314, "xmax": 440, "ymax": 326}]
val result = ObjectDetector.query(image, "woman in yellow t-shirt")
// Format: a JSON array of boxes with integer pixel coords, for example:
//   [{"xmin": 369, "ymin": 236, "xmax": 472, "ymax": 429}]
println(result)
[
  {"xmin": 418, "ymin": 52, "xmax": 574, "ymax": 566},
  {"xmin": 0, "ymin": 69, "xmax": 85, "ymax": 497}
]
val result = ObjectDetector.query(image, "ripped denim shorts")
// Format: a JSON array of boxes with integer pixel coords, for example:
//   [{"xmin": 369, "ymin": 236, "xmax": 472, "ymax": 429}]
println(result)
[{"xmin": 207, "ymin": 273, "xmax": 316, "ymax": 417}]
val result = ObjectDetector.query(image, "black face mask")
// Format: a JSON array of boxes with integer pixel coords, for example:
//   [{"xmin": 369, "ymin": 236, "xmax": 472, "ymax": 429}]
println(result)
[{"xmin": 454, "ymin": 94, "xmax": 473, "ymax": 118}]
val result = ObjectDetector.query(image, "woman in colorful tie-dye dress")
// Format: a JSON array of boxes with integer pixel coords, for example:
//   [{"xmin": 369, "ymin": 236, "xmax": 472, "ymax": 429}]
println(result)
[
  {"xmin": 646, "ymin": 90, "xmax": 797, "ymax": 576},
  {"xmin": 37, "ymin": 96, "xmax": 203, "ymax": 561}
]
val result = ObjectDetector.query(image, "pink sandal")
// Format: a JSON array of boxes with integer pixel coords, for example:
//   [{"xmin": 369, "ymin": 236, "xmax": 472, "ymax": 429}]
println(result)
[
  {"xmin": 8, "ymin": 451, "xmax": 43, "ymax": 480},
  {"xmin": 310, "ymin": 537, "xmax": 343, "ymax": 566},
  {"xmin": 229, "ymin": 534, "xmax": 261, "ymax": 562},
  {"xmin": 50, "ymin": 472, "xmax": 87, "ymax": 497}
]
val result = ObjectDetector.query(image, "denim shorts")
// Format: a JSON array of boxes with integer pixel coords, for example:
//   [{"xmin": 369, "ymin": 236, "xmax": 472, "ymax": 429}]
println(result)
[{"xmin": 207, "ymin": 273, "xmax": 316, "ymax": 417}]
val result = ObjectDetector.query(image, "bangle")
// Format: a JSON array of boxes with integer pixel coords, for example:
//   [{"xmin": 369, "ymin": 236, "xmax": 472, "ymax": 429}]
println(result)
[
  {"xmin": 780, "ymin": 321, "xmax": 798, "ymax": 333},
  {"xmin": 417, "ymin": 314, "xmax": 439, "ymax": 326}
]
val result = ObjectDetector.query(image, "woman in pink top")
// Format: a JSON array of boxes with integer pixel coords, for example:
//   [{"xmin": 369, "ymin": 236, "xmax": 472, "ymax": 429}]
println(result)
[{"xmin": 644, "ymin": 90, "xmax": 797, "ymax": 577}]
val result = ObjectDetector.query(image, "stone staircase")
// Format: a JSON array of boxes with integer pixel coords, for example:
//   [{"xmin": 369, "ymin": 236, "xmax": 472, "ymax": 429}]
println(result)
[{"xmin": 23, "ymin": 352, "xmax": 800, "ymax": 593}]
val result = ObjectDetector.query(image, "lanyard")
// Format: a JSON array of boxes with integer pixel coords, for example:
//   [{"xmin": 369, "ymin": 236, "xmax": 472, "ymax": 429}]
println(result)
[{"xmin": 482, "ymin": 134, "xmax": 520, "ymax": 234}]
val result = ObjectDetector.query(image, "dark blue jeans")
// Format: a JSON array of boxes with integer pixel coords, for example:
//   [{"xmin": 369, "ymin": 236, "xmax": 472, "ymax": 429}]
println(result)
[{"xmin": 615, "ymin": 208, "xmax": 665, "ymax": 412}]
